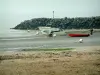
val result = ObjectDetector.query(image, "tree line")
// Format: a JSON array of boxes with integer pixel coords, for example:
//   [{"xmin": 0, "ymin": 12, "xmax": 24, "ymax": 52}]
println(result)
[{"xmin": 14, "ymin": 16, "xmax": 100, "ymax": 30}]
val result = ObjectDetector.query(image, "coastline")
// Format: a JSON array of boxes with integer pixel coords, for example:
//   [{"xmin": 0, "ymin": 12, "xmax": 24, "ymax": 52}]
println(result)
[
  {"xmin": 0, "ymin": 29, "xmax": 100, "ymax": 75},
  {"xmin": 0, "ymin": 30, "xmax": 100, "ymax": 51}
]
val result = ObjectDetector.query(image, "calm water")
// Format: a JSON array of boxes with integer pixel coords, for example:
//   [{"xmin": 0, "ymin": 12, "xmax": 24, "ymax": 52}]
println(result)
[{"xmin": 0, "ymin": 28, "xmax": 37, "ymax": 38}]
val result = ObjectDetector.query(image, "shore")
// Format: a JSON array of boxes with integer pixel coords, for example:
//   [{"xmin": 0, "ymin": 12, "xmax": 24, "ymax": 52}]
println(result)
[
  {"xmin": 0, "ymin": 46, "xmax": 100, "ymax": 75},
  {"xmin": 0, "ymin": 29, "xmax": 100, "ymax": 75},
  {"xmin": 0, "ymin": 30, "xmax": 100, "ymax": 51}
]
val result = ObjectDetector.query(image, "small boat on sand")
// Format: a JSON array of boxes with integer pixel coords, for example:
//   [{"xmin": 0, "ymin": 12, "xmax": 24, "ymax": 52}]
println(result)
[{"xmin": 68, "ymin": 34, "xmax": 90, "ymax": 37}]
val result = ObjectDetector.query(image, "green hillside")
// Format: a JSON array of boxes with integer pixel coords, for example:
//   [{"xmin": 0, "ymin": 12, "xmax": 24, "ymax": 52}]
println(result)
[{"xmin": 14, "ymin": 16, "xmax": 100, "ymax": 30}]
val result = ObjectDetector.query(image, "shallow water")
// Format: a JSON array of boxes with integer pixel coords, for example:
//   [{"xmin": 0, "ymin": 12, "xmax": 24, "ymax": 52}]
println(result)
[
  {"xmin": 0, "ymin": 28, "xmax": 37, "ymax": 38},
  {"xmin": 0, "ymin": 29, "xmax": 100, "ymax": 51}
]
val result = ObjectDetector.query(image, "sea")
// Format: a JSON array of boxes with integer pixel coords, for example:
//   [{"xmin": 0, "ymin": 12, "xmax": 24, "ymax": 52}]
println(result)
[
  {"xmin": 0, "ymin": 27, "xmax": 40, "ymax": 51},
  {"xmin": 0, "ymin": 27, "xmax": 36, "ymax": 38},
  {"xmin": 0, "ymin": 27, "xmax": 100, "ymax": 52}
]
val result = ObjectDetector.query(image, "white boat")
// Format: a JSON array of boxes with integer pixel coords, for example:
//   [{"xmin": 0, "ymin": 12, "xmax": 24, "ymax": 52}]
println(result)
[{"xmin": 38, "ymin": 27, "xmax": 60, "ymax": 37}]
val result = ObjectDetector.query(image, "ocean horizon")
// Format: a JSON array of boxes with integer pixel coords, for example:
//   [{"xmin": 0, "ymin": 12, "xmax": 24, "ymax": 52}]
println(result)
[{"xmin": 0, "ymin": 27, "xmax": 37, "ymax": 38}]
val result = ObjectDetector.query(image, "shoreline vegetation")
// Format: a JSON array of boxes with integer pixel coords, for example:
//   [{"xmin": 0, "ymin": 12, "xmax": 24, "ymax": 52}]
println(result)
[
  {"xmin": 0, "ymin": 48, "xmax": 73, "ymax": 60},
  {"xmin": 13, "ymin": 16, "xmax": 100, "ymax": 30},
  {"xmin": 22, "ymin": 48, "xmax": 73, "ymax": 51},
  {"xmin": 0, "ymin": 47, "xmax": 100, "ymax": 75}
]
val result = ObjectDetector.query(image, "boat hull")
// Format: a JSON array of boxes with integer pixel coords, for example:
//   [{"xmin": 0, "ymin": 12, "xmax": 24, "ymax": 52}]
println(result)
[{"xmin": 68, "ymin": 34, "xmax": 90, "ymax": 37}]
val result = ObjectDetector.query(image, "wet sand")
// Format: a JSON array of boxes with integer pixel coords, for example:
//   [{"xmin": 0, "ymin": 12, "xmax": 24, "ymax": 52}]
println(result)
[{"xmin": 0, "ymin": 32, "xmax": 100, "ymax": 51}]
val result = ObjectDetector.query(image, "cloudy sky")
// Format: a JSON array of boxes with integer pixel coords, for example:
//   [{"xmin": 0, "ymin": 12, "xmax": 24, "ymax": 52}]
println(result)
[{"xmin": 0, "ymin": 0, "xmax": 100, "ymax": 28}]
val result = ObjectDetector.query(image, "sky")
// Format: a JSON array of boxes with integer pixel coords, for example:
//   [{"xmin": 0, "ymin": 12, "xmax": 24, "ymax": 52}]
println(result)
[{"xmin": 0, "ymin": 0, "xmax": 100, "ymax": 28}]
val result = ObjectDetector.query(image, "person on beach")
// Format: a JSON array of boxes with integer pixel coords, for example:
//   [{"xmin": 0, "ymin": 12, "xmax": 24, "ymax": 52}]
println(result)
[{"xmin": 90, "ymin": 28, "xmax": 93, "ymax": 35}]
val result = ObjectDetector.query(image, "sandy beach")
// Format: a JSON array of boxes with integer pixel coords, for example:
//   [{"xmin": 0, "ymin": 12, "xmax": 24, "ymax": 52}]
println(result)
[{"xmin": 0, "ymin": 46, "xmax": 100, "ymax": 75}]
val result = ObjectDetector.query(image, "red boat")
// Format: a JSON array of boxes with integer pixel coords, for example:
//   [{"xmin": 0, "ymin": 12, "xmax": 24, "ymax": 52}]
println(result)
[{"xmin": 68, "ymin": 34, "xmax": 90, "ymax": 37}]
